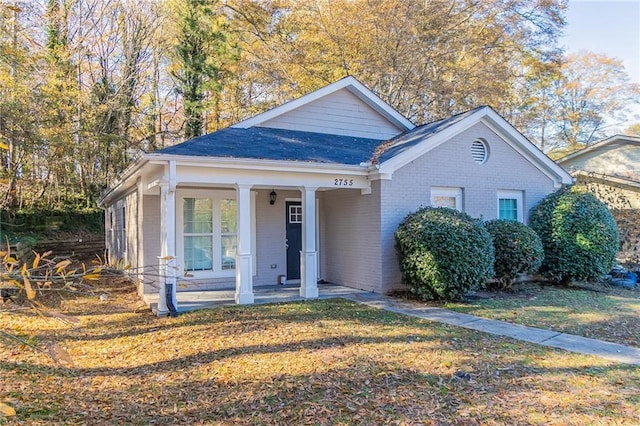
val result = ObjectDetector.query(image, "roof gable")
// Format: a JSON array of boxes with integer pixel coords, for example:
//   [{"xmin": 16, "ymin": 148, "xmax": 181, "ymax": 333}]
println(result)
[
  {"xmin": 557, "ymin": 135, "xmax": 640, "ymax": 180},
  {"xmin": 375, "ymin": 106, "xmax": 572, "ymax": 186},
  {"xmin": 231, "ymin": 76, "xmax": 414, "ymax": 139}
]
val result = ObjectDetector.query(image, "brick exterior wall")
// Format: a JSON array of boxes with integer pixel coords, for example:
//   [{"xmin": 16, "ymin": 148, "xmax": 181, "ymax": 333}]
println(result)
[
  {"xmin": 254, "ymin": 189, "xmax": 297, "ymax": 287},
  {"xmin": 322, "ymin": 182, "xmax": 383, "ymax": 292},
  {"xmin": 378, "ymin": 122, "xmax": 558, "ymax": 291}
]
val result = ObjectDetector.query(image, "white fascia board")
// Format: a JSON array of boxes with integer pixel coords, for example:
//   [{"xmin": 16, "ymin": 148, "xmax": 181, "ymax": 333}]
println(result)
[
  {"xmin": 375, "ymin": 107, "xmax": 572, "ymax": 186},
  {"xmin": 97, "ymin": 156, "xmax": 148, "ymax": 208},
  {"xmin": 145, "ymin": 153, "xmax": 368, "ymax": 176},
  {"xmin": 368, "ymin": 168, "xmax": 394, "ymax": 180},
  {"xmin": 375, "ymin": 108, "xmax": 487, "ymax": 176},
  {"xmin": 231, "ymin": 76, "xmax": 415, "ymax": 131}
]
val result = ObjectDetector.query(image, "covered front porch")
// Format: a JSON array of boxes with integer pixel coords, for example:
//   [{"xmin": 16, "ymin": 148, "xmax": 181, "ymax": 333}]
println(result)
[
  {"xmin": 145, "ymin": 282, "xmax": 367, "ymax": 315},
  {"xmin": 144, "ymin": 158, "xmax": 372, "ymax": 316}
]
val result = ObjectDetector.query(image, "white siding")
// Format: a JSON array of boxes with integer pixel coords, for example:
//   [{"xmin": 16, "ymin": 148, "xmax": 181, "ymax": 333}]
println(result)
[
  {"xmin": 107, "ymin": 191, "xmax": 137, "ymax": 266},
  {"xmin": 259, "ymin": 89, "xmax": 403, "ymax": 140},
  {"xmin": 142, "ymin": 194, "xmax": 161, "ymax": 295}
]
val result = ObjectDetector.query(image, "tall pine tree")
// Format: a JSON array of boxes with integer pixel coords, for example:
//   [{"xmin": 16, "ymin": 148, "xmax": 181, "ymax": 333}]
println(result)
[{"xmin": 171, "ymin": 0, "xmax": 232, "ymax": 140}]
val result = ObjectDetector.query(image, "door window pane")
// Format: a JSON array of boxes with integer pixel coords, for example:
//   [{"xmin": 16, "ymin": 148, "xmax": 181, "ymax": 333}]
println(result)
[{"xmin": 289, "ymin": 205, "xmax": 302, "ymax": 223}]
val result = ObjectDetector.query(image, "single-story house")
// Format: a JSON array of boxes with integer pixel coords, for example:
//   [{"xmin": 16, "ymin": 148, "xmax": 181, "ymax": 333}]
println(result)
[
  {"xmin": 98, "ymin": 76, "xmax": 572, "ymax": 315},
  {"xmin": 557, "ymin": 135, "xmax": 640, "ymax": 208},
  {"xmin": 557, "ymin": 135, "xmax": 640, "ymax": 260}
]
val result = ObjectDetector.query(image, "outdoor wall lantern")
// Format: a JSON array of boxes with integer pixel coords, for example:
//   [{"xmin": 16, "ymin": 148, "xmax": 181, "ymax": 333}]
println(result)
[{"xmin": 269, "ymin": 190, "xmax": 277, "ymax": 205}]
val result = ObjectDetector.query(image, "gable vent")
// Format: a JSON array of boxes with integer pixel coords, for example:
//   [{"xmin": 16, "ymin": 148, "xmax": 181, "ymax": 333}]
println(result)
[{"xmin": 471, "ymin": 139, "xmax": 488, "ymax": 164}]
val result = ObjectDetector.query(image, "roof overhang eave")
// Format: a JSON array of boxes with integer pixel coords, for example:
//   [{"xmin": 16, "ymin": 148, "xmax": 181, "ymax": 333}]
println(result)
[
  {"xmin": 97, "ymin": 155, "xmax": 149, "ymax": 208},
  {"xmin": 99, "ymin": 153, "xmax": 372, "ymax": 207},
  {"xmin": 144, "ymin": 153, "xmax": 369, "ymax": 174}
]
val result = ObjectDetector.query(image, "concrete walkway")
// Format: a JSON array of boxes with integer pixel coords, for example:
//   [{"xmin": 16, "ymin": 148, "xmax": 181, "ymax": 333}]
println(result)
[{"xmin": 341, "ymin": 292, "xmax": 640, "ymax": 366}]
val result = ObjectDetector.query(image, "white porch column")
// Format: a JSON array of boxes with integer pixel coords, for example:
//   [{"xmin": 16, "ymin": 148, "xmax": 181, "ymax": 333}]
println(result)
[
  {"xmin": 300, "ymin": 186, "xmax": 319, "ymax": 298},
  {"xmin": 157, "ymin": 161, "xmax": 178, "ymax": 316},
  {"xmin": 157, "ymin": 182, "xmax": 168, "ymax": 315},
  {"xmin": 235, "ymin": 184, "xmax": 254, "ymax": 304}
]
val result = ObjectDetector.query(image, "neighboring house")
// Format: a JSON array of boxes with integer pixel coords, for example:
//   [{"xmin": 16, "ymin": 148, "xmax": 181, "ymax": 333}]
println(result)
[
  {"xmin": 557, "ymin": 135, "xmax": 640, "ymax": 207},
  {"xmin": 98, "ymin": 76, "xmax": 572, "ymax": 314},
  {"xmin": 557, "ymin": 135, "xmax": 640, "ymax": 261}
]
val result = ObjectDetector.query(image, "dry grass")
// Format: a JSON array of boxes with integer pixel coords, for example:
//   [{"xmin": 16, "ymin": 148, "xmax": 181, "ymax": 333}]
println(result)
[
  {"xmin": 444, "ymin": 281, "xmax": 640, "ymax": 348},
  {"xmin": 1, "ymin": 278, "xmax": 639, "ymax": 425}
]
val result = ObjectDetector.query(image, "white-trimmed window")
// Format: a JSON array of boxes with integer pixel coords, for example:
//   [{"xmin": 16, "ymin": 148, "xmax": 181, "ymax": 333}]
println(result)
[
  {"xmin": 431, "ymin": 187, "xmax": 463, "ymax": 211},
  {"xmin": 497, "ymin": 190, "xmax": 524, "ymax": 222},
  {"xmin": 177, "ymin": 189, "xmax": 255, "ymax": 278}
]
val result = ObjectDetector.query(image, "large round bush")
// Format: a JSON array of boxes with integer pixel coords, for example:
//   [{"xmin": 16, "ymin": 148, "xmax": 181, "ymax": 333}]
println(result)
[
  {"xmin": 395, "ymin": 207, "xmax": 494, "ymax": 301},
  {"xmin": 484, "ymin": 219, "xmax": 544, "ymax": 289},
  {"xmin": 528, "ymin": 185, "xmax": 619, "ymax": 285}
]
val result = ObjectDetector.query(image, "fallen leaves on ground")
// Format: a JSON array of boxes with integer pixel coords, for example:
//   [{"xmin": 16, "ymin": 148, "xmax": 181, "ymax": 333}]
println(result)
[
  {"xmin": 446, "ymin": 281, "xmax": 640, "ymax": 347},
  {"xmin": 0, "ymin": 402, "xmax": 16, "ymax": 417},
  {"xmin": 1, "ymin": 278, "xmax": 639, "ymax": 424}
]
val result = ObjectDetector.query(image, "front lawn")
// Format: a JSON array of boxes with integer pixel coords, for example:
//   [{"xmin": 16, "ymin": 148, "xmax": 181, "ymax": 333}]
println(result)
[
  {"xmin": 1, "ymin": 279, "xmax": 639, "ymax": 424},
  {"xmin": 445, "ymin": 281, "xmax": 640, "ymax": 348}
]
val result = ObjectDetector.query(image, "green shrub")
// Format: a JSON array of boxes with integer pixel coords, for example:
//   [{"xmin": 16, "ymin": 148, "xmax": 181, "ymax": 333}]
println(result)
[
  {"xmin": 484, "ymin": 219, "xmax": 544, "ymax": 289},
  {"xmin": 528, "ymin": 185, "xmax": 620, "ymax": 285},
  {"xmin": 395, "ymin": 207, "xmax": 494, "ymax": 301}
]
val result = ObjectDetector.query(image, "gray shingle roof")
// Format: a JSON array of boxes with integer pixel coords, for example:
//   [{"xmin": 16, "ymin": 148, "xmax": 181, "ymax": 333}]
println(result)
[
  {"xmin": 373, "ymin": 106, "xmax": 485, "ymax": 163},
  {"xmin": 154, "ymin": 107, "xmax": 488, "ymax": 165},
  {"xmin": 155, "ymin": 127, "xmax": 382, "ymax": 165}
]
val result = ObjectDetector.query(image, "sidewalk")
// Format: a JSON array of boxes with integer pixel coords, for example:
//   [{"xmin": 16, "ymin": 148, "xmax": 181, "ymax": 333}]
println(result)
[{"xmin": 342, "ymin": 292, "xmax": 640, "ymax": 366}]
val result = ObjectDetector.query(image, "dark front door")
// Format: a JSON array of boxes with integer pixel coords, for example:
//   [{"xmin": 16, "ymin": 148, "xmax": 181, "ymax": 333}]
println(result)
[{"xmin": 286, "ymin": 201, "xmax": 302, "ymax": 280}]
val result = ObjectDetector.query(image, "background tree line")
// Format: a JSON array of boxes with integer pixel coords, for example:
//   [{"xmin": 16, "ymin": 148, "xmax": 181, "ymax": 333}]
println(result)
[{"xmin": 0, "ymin": 0, "xmax": 638, "ymax": 213}]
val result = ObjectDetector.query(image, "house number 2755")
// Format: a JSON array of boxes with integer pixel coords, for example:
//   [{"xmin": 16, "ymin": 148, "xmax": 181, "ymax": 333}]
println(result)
[{"xmin": 334, "ymin": 178, "xmax": 354, "ymax": 186}]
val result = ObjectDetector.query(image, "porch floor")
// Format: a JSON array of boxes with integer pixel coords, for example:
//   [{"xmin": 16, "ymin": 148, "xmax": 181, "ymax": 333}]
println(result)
[{"xmin": 148, "ymin": 282, "xmax": 368, "ymax": 314}]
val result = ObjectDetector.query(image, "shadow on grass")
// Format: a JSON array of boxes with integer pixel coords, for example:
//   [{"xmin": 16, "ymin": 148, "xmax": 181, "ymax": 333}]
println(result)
[
  {"xmin": 5, "ymin": 347, "xmax": 640, "ymax": 424},
  {"xmin": 1, "ymin": 328, "xmax": 454, "ymax": 379},
  {"xmin": 4, "ymin": 285, "xmax": 640, "ymax": 424}
]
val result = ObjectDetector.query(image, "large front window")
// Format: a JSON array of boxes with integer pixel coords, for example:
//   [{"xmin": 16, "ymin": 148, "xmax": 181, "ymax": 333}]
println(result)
[
  {"xmin": 183, "ymin": 198, "xmax": 214, "ymax": 271},
  {"xmin": 181, "ymin": 196, "xmax": 237, "ymax": 273}
]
